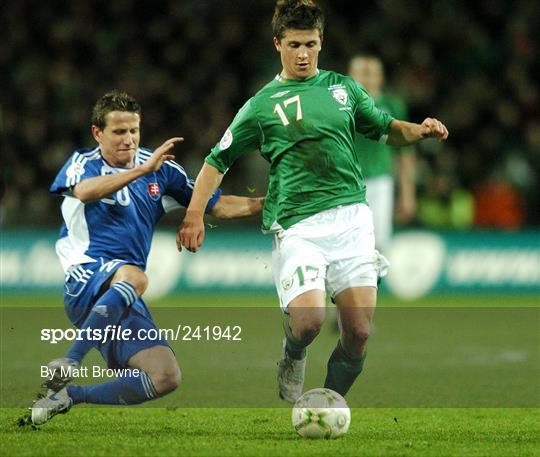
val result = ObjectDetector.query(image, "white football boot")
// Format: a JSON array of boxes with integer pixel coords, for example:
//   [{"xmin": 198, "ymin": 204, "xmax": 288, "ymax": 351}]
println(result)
[
  {"xmin": 277, "ymin": 340, "xmax": 307, "ymax": 404},
  {"xmin": 42, "ymin": 357, "xmax": 79, "ymax": 392},
  {"xmin": 31, "ymin": 387, "xmax": 73, "ymax": 425}
]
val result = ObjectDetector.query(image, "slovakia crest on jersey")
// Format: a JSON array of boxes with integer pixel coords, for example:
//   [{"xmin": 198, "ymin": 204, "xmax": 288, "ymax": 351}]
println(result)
[
  {"xmin": 332, "ymin": 88, "xmax": 349, "ymax": 105},
  {"xmin": 148, "ymin": 183, "xmax": 161, "ymax": 201}
]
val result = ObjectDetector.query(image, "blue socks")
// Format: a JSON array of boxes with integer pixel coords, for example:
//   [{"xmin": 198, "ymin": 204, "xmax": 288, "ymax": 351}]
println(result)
[
  {"xmin": 65, "ymin": 281, "xmax": 158, "ymax": 406},
  {"xmin": 66, "ymin": 281, "xmax": 138, "ymax": 364},
  {"xmin": 68, "ymin": 370, "xmax": 158, "ymax": 405}
]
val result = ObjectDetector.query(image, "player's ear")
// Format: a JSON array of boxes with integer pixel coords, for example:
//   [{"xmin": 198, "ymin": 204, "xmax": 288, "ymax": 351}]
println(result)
[
  {"xmin": 273, "ymin": 37, "xmax": 281, "ymax": 52},
  {"xmin": 91, "ymin": 125, "xmax": 102, "ymax": 143}
]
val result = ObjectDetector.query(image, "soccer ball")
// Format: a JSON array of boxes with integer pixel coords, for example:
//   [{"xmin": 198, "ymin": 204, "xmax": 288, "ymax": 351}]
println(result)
[{"xmin": 292, "ymin": 388, "xmax": 351, "ymax": 439}]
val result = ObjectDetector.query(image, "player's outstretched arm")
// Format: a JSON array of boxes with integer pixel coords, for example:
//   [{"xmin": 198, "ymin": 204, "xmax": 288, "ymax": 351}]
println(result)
[
  {"xmin": 73, "ymin": 137, "xmax": 183, "ymax": 203},
  {"xmin": 211, "ymin": 196, "xmax": 265, "ymax": 219},
  {"xmin": 387, "ymin": 118, "xmax": 448, "ymax": 147},
  {"xmin": 177, "ymin": 162, "xmax": 224, "ymax": 253}
]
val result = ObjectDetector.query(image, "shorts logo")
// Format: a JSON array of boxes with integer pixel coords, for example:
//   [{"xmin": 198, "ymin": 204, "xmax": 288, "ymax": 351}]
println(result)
[
  {"xmin": 100, "ymin": 259, "xmax": 126, "ymax": 273},
  {"xmin": 332, "ymin": 88, "xmax": 348, "ymax": 105},
  {"xmin": 219, "ymin": 129, "xmax": 233, "ymax": 150},
  {"xmin": 282, "ymin": 277, "xmax": 293, "ymax": 291},
  {"xmin": 148, "ymin": 183, "xmax": 161, "ymax": 200}
]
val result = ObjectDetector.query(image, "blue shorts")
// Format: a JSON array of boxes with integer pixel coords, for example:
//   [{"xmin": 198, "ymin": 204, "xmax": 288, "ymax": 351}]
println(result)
[{"xmin": 63, "ymin": 258, "xmax": 170, "ymax": 369}]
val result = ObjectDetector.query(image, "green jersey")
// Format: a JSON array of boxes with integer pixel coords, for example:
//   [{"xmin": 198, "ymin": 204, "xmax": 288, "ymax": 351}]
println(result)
[
  {"xmin": 354, "ymin": 93, "xmax": 409, "ymax": 179},
  {"xmin": 206, "ymin": 69, "xmax": 393, "ymax": 231}
]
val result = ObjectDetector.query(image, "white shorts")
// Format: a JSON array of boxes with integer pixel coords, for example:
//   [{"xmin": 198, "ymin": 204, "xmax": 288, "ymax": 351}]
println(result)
[{"xmin": 272, "ymin": 203, "xmax": 389, "ymax": 310}]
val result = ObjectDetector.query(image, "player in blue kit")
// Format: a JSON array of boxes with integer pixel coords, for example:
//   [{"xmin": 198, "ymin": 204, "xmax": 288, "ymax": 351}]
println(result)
[{"xmin": 31, "ymin": 90, "xmax": 264, "ymax": 425}]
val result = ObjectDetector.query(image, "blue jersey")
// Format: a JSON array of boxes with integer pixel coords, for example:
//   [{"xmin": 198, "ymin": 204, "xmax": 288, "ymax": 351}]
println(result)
[{"xmin": 50, "ymin": 146, "xmax": 221, "ymax": 273}]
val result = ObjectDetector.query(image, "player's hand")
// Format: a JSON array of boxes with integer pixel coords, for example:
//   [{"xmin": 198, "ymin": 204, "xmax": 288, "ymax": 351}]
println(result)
[
  {"xmin": 140, "ymin": 137, "xmax": 184, "ymax": 173},
  {"xmin": 419, "ymin": 118, "xmax": 449, "ymax": 141},
  {"xmin": 177, "ymin": 211, "xmax": 205, "ymax": 253}
]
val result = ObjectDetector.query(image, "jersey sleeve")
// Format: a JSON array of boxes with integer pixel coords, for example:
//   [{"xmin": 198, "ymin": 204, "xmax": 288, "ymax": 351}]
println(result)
[
  {"xmin": 49, "ymin": 152, "xmax": 101, "ymax": 196},
  {"xmin": 352, "ymin": 82, "xmax": 394, "ymax": 141},
  {"xmin": 205, "ymin": 98, "xmax": 262, "ymax": 173},
  {"xmin": 389, "ymin": 96, "xmax": 408, "ymax": 121},
  {"xmin": 161, "ymin": 160, "xmax": 222, "ymax": 213}
]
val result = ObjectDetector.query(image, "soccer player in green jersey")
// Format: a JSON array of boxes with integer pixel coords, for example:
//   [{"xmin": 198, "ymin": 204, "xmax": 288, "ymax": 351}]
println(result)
[
  {"xmin": 349, "ymin": 55, "xmax": 416, "ymax": 251},
  {"xmin": 178, "ymin": 0, "xmax": 448, "ymax": 403}
]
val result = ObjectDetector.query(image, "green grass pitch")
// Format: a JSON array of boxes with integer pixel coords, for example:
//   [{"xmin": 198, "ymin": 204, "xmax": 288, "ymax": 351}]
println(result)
[
  {"xmin": 1, "ymin": 408, "xmax": 538, "ymax": 457},
  {"xmin": 1, "ymin": 293, "xmax": 539, "ymax": 456}
]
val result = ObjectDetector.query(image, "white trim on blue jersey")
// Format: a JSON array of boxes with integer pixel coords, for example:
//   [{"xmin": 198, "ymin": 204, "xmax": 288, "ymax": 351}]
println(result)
[
  {"xmin": 164, "ymin": 160, "xmax": 194, "ymax": 191},
  {"xmin": 56, "ymin": 197, "xmax": 96, "ymax": 273},
  {"xmin": 137, "ymin": 149, "xmax": 192, "ymax": 213},
  {"xmin": 51, "ymin": 146, "xmax": 221, "ymax": 274},
  {"xmin": 63, "ymin": 147, "xmax": 101, "ymax": 193},
  {"xmin": 161, "ymin": 195, "xmax": 181, "ymax": 213},
  {"xmin": 137, "ymin": 147, "xmax": 192, "ymax": 185}
]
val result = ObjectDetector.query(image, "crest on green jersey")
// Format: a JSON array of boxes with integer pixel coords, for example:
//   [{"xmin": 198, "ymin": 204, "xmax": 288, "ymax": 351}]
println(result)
[
  {"xmin": 332, "ymin": 88, "xmax": 348, "ymax": 105},
  {"xmin": 219, "ymin": 129, "xmax": 233, "ymax": 150}
]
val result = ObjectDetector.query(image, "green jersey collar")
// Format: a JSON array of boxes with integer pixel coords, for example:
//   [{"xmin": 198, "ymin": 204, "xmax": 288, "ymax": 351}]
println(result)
[{"xmin": 274, "ymin": 69, "xmax": 321, "ymax": 84}]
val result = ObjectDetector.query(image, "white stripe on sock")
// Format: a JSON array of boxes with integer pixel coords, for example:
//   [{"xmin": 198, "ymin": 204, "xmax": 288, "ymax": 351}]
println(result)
[
  {"xmin": 114, "ymin": 282, "xmax": 137, "ymax": 304},
  {"xmin": 113, "ymin": 286, "xmax": 131, "ymax": 306},
  {"xmin": 140, "ymin": 374, "xmax": 151, "ymax": 398},
  {"xmin": 141, "ymin": 373, "xmax": 156, "ymax": 399}
]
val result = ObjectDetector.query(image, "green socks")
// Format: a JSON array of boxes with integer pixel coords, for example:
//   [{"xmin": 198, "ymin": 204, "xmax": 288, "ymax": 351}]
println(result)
[
  {"xmin": 324, "ymin": 340, "xmax": 366, "ymax": 396},
  {"xmin": 283, "ymin": 314, "xmax": 367, "ymax": 394}
]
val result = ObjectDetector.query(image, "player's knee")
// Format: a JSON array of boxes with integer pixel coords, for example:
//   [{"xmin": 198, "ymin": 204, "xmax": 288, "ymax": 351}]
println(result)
[
  {"xmin": 113, "ymin": 268, "xmax": 148, "ymax": 296},
  {"xmin": 150, "ymin": 366, "xmax": 182, "ymax": 395},
  {"xmin": 342, "ymin": 323, "xmax": 371, "ymax": 345},
  {"xmin": 293, "ymin": 318, "xmax": 324, "ymax": 345},
  {"xmin": 130, "ymin": 272, "xmax": 148, "ymax": 296}
]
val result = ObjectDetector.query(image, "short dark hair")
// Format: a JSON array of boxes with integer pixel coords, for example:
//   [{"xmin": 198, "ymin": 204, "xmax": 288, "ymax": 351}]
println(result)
[
  {"xmin": 272, "ymin": 0, "xmax": 324, "ymax": 40},
  {"xmin": 91, "ymin": 90, "xmax": 141, "ymax": 130}
]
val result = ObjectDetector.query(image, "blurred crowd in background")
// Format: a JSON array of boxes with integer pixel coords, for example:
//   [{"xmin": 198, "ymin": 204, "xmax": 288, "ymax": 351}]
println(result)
[{"xmin": 2, "ymin": 0, "xmax": 538, "ymax": 229}]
